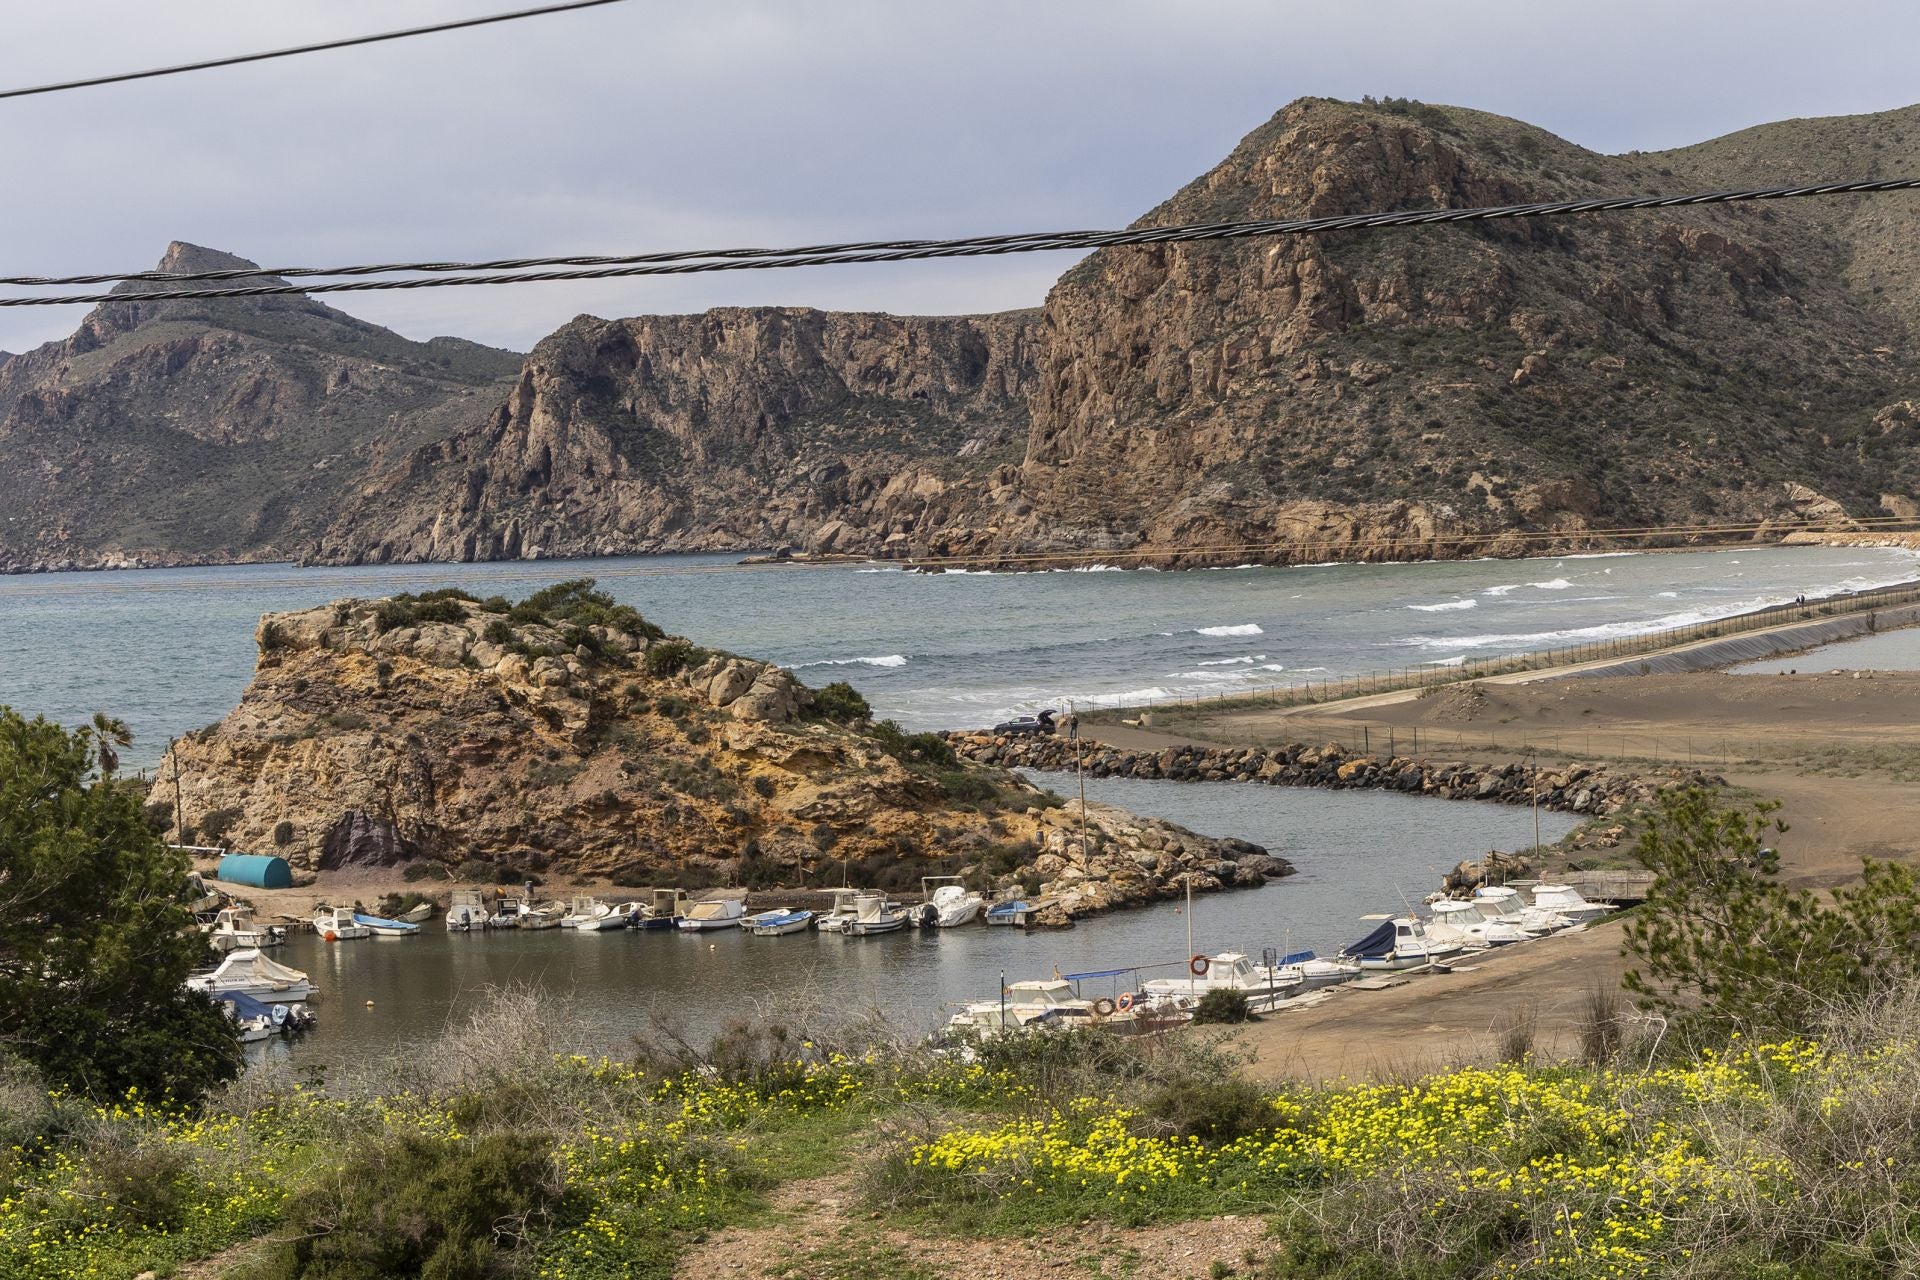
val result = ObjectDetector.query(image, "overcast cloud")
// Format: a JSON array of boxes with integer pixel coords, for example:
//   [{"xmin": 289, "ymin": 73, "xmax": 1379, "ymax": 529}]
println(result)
[{"xmin": 0, "ymin": 0, "xmax": 1915, "ymax": 355}]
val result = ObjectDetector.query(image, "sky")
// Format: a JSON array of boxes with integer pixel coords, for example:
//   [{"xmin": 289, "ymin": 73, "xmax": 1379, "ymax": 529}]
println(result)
[{"xmin": 0, "ymin": 0, "xmax": 1915, "ymax": 356}]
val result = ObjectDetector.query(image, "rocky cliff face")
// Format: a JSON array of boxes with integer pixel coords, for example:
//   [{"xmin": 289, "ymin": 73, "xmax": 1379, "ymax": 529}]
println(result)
[
  {"xmin": 301, "ymin": 99, "xmax": 1920, "ymax": 568},
  {"xmin": 0, "ymin": 243, "xmax": 522, "ymax": 572},
  {"xmin": 306, "ymin": 307, "xmax": 1037, "ymax": 564},
  {"xmin": 154, "ymin": 586, "xmax": 1286, "ymax": 920}
]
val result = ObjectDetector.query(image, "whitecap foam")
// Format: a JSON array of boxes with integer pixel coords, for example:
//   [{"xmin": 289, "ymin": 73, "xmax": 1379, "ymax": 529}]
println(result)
[
  {"xmin": 1197, "ymin": 654, "xmax": 1266, "ymax": 666},
  {"xmin": 1194, "ymin": 623, "xmax": 1264, "ymax": 637},
  {"xmin": 1528, "ymin": 578, "xmax": 1572, "ymax": 590},
  {"xmin": 1656, "ymin": 591, "xmax": 1678, "ymax": 598},
  {"xmin": 791, "ymin": 654, "xmax": 908, "ymax": 669},
  {"xmin": 1406, "ymin": 599, "xmax": 1477, "ymax": 612},
  {"xmin": 1482, "ymin": 584, "xmax": 1521, "ymax": 597}
]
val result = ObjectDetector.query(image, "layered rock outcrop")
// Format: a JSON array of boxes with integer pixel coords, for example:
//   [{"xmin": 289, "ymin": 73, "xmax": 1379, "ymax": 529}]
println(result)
[
  {"xmin": 305, "ymin": 308, "xmax": 1037, "ymax": 564},
  {"xmin": 155, "ymin": 587, "xmax": 1282, "ymax": 921}
]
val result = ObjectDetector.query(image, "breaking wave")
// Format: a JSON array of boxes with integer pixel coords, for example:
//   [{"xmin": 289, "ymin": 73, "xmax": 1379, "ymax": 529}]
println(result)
[
  {"xmin": 791, "ymin": 654, "xmax": 908, "ymax": 669},
  {"xmin": 1194, "ymin": 623, "xmax": 1265, "ymax": 637},
  {"xmin": 1407, "ymin": 599, "xmax": 1477, "ymax": 612}
]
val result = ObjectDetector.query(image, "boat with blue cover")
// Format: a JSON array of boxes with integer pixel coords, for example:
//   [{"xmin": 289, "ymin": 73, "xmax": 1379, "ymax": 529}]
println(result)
[
  {"xmin": 745, "ymin": 908, "xmax": 814, "ymax": 936},
  {"xmin": 354, "ymin": 911, "xmax": 421, "ymax": 938},
  {"xmin": 984, "ymin": 899, "xmax": 1031, "ymax": 927}
]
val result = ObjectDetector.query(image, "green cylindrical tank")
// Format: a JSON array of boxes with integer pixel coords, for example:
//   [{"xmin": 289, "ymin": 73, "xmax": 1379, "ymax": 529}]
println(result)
[{"xmin": 213, "ymin": 853, "xmax": 293, "ymax": 889}]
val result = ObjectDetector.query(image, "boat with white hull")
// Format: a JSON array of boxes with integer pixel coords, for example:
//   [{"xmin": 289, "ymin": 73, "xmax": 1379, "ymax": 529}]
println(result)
[
  {"xmin": 1471, "ymin": 886, "xmax": 1572, "ymax": 936},
  {"xmin": 1141, "ymin": 951, "xmax": 1302, "ymax": 1012},
  {"xmin": 1341, "ymin": 916, "xmax": 1466, "ymax": 970},
  {"xmin": 353, "ymin": 911, "xmax": 421, "ymax": 938},
  {"xmin": 677, "ymin": 896, "xmax": 746, "ymax": 931},
  {"xmin": 1425, "ymin": 899, "xmax": 1528, "ymax": 948},
  {"xmin": 188, "ymin": 948, "xmax": 314, "ymax": 1003},
  {"xmin": 310, "ymin": 906, "xmax": 370, "ymax": 941},
  {"xmin": 1527, "ymin": 883, "xmax": 1616, "ymax": 923},
  {"xmin": 745, "ymin": 908, "xmax": 814, "ymax": 936},
  {"xmin": 914, "ymin": 878, "xmax": 984, "ymax": 928},
  {"xmin": 814, "ymin": 888, "xmax": 863, "ymax": 933},
  {"xmin": 841, "ymin": 892, "xmax": 906, "ymax": 937},
  {"xmin": 564, "ymin": 896, "xmax": 627, "ymax": 931},
  {"xmin": 205, "ymin": 907, "xmax": 286, "ymax": 953}
]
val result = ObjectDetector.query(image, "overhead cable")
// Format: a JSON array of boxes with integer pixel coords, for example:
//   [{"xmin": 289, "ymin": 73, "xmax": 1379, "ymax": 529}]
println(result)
[
  {"xmin": 0, "ymin": 0, "xmax": 628, "ymax": 102},
  {"xmin": 0, "ymin": 177, "xmax": 1915, "ymax": 307}
]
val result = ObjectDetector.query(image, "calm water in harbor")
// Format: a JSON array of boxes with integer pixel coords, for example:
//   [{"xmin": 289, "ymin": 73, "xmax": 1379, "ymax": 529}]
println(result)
[
  {"xmin": 257, "ymin": 773, "xmax": 1580, "ymax": 1067},
  {"xmin": 2, "ymin": 543, "xmax": 1913, "ymax": 771},
  {"xmin": 1733, "ymin": 624, "xmax": 1920, "ymax": 674}
]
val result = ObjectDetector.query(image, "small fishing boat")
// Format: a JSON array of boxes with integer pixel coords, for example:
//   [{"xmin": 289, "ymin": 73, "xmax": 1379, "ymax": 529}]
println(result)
[
  {"xmin": 187, "ymin": 948, "xmax": 314, "ymax": 1002},
  {"xmin": 1470, "ymin": 886, "xmax": 1571, "ymax": 936},
  {"xmin": 221, "ymin": 990, "xmax": 315, "ymax": 1043},
  {"xmin": 519, "ymin": 902, "xmax": 565, "ymax": 930},
  {"xmin": 745, "ymin": 908, "xmax": 815, "ymax": 936},
  {"xmin": 636, "ymin": 888, "xmax": 688, "ymax": 930},
  {"xmin": 677, "ymin": 896, "xmax": 746, "ymax": 932},
  {"xmin": 486, "ymin": 901, "xmax": 522, "ymax": 929},
  {"xmin": 1271, "ymin": 949, "xmax": 1362, "ymax": 991},
  {"xmin": 984, "ymin": 898, "xmax": 1031, "ymax": 927},
  {"xmin": 1425, "ymin": 898, "xmax": 1528, "ymax": 948},
  {"xmin": 1341, "ymin": 916, "xmax": 1466, "ymax": 971},
  {"xmin": 565, "ymin": 896, "xmax": 627, "ymax": 931},
  {"xmin": 309, "ymin": 905, "xmax": 371, "ymax": 941},
  {"xmin": 399, "ymin": 901, "xmax": 434, "ymax": 924},
  {"xmin": 353, "ymin": 911, "xmax": 421, "ymax": 938},
  {"xmin": 1142, "ymin": 951, "xmax": 1302, "ymax": 1012},
  {"xmin": 446, "ymin": 889, "xmax": 488, "ymax": 932},
  {"xmin": 842, "ymin": 892, "xmax": 906, "ymax": 937},
  {"xmin": 204, "ymin": 906, "xmax": 287, "ymax": 953},
  {"xmin": 914, "ymin": 878, "xmax": 985, "ymax": 928},
  {"xmin": 1527, "ymin": 883, "xmax": 1617, "ymax": 923},
  {"xmin": 948, "ymin": 979, "xmax": 1102, "ymax": 1035},
  {"xmin": 814, "ymin": 887, "xmax": 863, "ymax": 933}
]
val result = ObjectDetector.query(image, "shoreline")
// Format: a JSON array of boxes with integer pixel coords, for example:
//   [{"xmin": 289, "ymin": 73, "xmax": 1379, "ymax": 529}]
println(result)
[{"xmin": 7, "ymin": 529, "xmax": 1910, "ymax": 580}]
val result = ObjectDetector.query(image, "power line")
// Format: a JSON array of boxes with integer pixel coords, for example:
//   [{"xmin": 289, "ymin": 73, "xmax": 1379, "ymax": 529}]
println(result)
[
  {"xmin": 0, "ymin": 0, "xmax": 629, "ymax": 102},
  {"xmin": 1, "ymin": 177, "xmax": 1915, "ymax": 308}
]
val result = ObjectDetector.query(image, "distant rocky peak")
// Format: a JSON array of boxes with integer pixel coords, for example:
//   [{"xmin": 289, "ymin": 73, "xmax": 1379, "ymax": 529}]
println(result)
[{"xmin": 107, "ymin": 241, "xmax": 293, "ymax": 297}]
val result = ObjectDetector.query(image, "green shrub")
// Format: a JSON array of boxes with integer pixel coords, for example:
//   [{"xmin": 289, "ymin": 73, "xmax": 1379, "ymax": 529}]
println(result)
[
  {"xmin": 811, "ymin": 681, "xmax": 871, "ymax": 725},
  {"xmin": 869, "ymin": 720, "xmax": 957, "ymax": 768},
  {"xmin": 646, "ymin": 638, "xmax": 699, "ymax": 678},
  {"xmin": 1190, "ymin": 989, "xmax": 1250, "ymax": 1025},
  {"xmin": 401, "ymin": 861, "xmax": 449, "ymax": 883},
  {"xmin": 84, "ymin": 1142, "xmax": 193, "ymax": 1231},
  {"xmin": 1141, "ymin": 1074, "xmax": 1272, "ymax": 1142},
  {"xmin": 272, "ymin": 820, "xmax": 294, "ymax": 846},
  {"xmin": 483, "ymin": 619, "xmax": 513, "ymax": 645},
  {"xmin": 937, "ymin": 771, "xmax": 999, "ymax": 804},
  {"xmin": 198, "ymin": 807, "xmax": 242, "ymax": 847},
  {"xmin": 254, "ymin": 1131, "xmax": 559, "ymax": 1280}
]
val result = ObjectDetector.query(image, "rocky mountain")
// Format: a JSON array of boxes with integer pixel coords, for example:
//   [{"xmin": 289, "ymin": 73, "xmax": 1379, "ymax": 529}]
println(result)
[
  {"xmin": 303, "ymin": 98, "xmax": 1920, "ymax": 568},
  {"xmin": 305, "ymin": 307, "xmax": 1036, "ymax": 564},
  {"xmin": 153, "ymin": 582, "xmax": 1286, "ymax": 919},
  {"xmin": 0, "ymin": 243, "xmax": 522, "ymax": 572},
  {"xmin": 15, "ymin": 101, "xmax": 1920, "ymax": 573}
]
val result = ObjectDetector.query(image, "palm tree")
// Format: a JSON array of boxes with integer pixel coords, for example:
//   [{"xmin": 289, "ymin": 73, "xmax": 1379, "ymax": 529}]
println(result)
[{"xmin": 88, "ymin": 712, "xmax": 131, "ymax": 777}]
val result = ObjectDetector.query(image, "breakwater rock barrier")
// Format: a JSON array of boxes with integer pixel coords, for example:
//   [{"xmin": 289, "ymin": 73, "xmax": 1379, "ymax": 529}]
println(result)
[{"xmin": 947, "ymin": 732, "xmax": 1720, "ymax": 821}]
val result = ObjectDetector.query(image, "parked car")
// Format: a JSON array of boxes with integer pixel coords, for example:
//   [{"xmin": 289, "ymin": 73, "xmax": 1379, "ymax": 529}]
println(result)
[{"xmin": 992, "ymin": 710, "xmax": 1058, "ymax": 736}]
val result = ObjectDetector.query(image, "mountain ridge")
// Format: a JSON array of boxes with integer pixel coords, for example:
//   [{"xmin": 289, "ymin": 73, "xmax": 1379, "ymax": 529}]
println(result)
[{"xmin": 11, "ymin": 99, "xmax": 1920, "ymax": 573}]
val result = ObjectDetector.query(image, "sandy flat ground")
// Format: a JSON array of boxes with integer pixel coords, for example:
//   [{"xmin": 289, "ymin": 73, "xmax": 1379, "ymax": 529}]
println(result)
[{"xmin": 1100, "ymin": 668, "xmax": 1920, "ymax": 1076}]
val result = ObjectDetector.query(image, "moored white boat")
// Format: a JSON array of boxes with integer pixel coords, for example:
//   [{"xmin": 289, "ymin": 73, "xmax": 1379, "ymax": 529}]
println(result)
[
  {"xmin": 745, "ymin": 908, "xmax": 814, "ymax": 936},
  {"xmin": 1527, "ymin": 883, "xmax": 1616, "ymax": 923},
  {"xmin": 520, "ymin": 902, "xmax": 565, "ymax": 930},
  {"xmin": 1272, "ymin": 949, "xmax": 1362, "ymax": 991},
  {"xmin": 1141, "ymin": 951, "xmax": 1302, "ymax": 1012},
  {"xmin": 914, "ymin": 878, "xmax": 984, "ymax": 928},
  {"xmin": 1341, "ymin": 916, "xmax": 1466, "ymax": 971},
  {"xmin": 564, "ymin": 896, "xmax": 626, "ymax": 930},
  {"xmin": 309, "ymin": 906, "xmax": 371, "ymax": 941},
  {"xmin": 1471, "ymin": 885, "xmax": 1572, "ymax": 936},
  {"xmin": 188, "ymin": 948, "xmax": 314, "ymax": 1002},
  {"xmin": 677, "ymin": 896, "xmax": 746, "ymax": 931},
  {"xmin": 1425, "ymin": 898, "xmax": 1528, "ymax": 949},
  {"xmin": 204, "ymin": 906, "xmax": 286, "ymax": 953},
  {"xmin": 446, "ymin": 889, "xmax": 488, "ymax": 932},
  {"xmin": 841, "ymin": 892, "xmax": 906, "ymax": 937},
  {"xmin": 399, "ymin": 901, "xmax": 434, "ymax": 924},
  {"xmin": 814, "ymin": 888, "xmax": 863, "ymax": 933}
]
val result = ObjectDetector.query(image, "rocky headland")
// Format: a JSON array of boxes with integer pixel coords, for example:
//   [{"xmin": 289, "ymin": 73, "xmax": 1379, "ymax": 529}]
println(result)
[{"xmin": 154, "ymin": 582, "xmax": 1288, "ymax": 924}]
